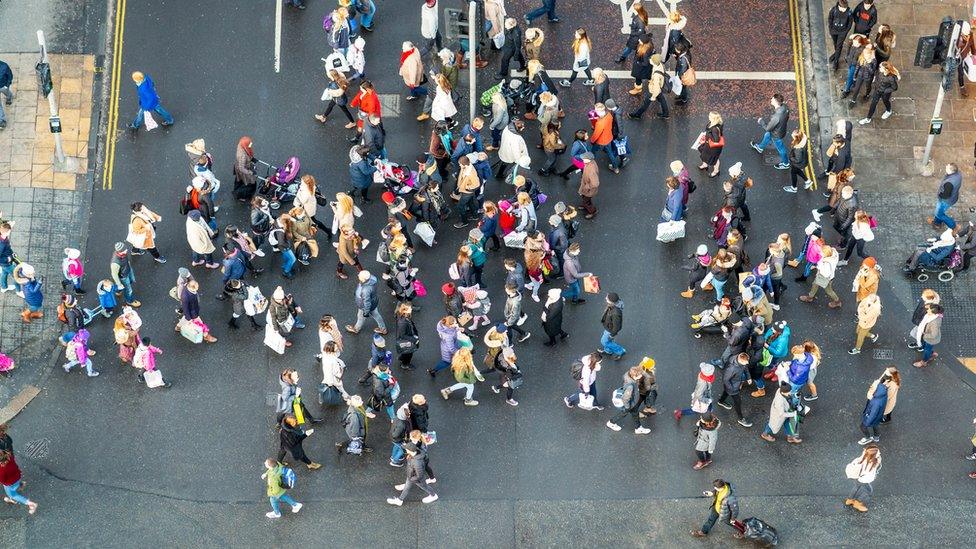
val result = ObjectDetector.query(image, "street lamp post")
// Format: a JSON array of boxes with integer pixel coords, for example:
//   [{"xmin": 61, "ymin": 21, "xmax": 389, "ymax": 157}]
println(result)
[
  {"xmin": 36, "ymin": 30, "xmax": 67, "ymax": 168},
  {"xmin": 468, "ymin": 0, "xmax": 476, "ymax": 121},
  {"xmin": 920, "ymin": 22, "xmax": 961, "ymax": 175}
]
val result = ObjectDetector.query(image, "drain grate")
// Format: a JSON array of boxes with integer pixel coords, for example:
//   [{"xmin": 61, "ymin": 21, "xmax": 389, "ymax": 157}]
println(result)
[
  {"xmin": 872, "ymin": 348, "xmax": 894, "ymax": 361},
  {"xmin": 22, "ymin": 438, "xmax": 50, "ymax": 460},
  {"xmin": 377, "ymin": 94, "xmax": 401, "ymax": 118}
]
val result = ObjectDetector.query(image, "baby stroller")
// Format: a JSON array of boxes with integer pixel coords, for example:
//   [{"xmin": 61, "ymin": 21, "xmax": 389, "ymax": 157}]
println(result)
[
  {"xmin": 902, "ymin": 244, "xmax": 962, "ymax": 282},
  {"xmin": 690, "ymin": 298, "xmax": 733, "ymax": 339},
  {"xmin": 375, "ymin": 159, "xmax": 417, "ymax": 196},
  {"xmin": 255, "ymin": 156, "xmax": 301, "ymax": 210}
]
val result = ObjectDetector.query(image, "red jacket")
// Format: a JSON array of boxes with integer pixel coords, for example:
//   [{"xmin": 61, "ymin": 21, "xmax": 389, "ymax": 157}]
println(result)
[
  {"xmin": 590, "ymin": 114, "xmax": 614, "ymax": 146},
  {"xmin": 350, "ymin": 89, "xmax": 382, "ymax": 125},
  {"xmin": 0, "ymin": 455, "xmax": 21, "ymax": 487}
]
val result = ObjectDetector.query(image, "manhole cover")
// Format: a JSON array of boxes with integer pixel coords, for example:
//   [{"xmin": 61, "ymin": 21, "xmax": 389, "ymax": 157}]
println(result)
[
  {"xmin": 22, "ymin": 438, "xmax": 50, "ymax": 460},
  {"xmin": 763, "ymin": 154, "xmax": 779, "ymax": 166},
  {"xmin": 377, "ymin": 94, "xmax": 401, "ymax": 118},
  {"xmin": 872, "ymin": 349, "xmax": 894, "ymax": 361}
]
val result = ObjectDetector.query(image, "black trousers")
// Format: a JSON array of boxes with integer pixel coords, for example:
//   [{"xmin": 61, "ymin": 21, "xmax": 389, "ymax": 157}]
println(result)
[
  {"xmin": 866, "ymin": 91, "xmax": 892, "ymax": 119},
  {"xmin": 718, "ymin": 390, "xmax": 744, "ymax": 420},
  {"xmin": 323, "ymin": 100, "xmax": 355, "ymax": 123},
  {"xmin": 277, "ymin": 442, "xmax": 311, "ymax": 464},
  {"xmin": 828, "ymin": 32, "xmax": 847, "ymax": 68}
]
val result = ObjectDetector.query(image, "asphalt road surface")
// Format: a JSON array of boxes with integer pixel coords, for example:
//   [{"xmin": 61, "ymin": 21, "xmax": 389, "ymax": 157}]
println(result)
[{"xmin": 1, "ymin": 0, "xmax": 975, "ymax": 546}]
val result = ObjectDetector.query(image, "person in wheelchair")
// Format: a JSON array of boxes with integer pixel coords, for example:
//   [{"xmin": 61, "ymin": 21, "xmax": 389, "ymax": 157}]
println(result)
[{"xmin": 904, "ymin": 227, "xmax": 955, "ymax": 272}]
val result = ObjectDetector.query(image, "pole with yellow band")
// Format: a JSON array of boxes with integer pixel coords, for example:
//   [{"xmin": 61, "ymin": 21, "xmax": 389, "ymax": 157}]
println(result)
[
  {"xmin": 102, "ymin": 0, "xmax": 126, "ymax": 190},
  {"xmin": 788, "ymin": 0, "xmax": 817, "ymax": 189}
]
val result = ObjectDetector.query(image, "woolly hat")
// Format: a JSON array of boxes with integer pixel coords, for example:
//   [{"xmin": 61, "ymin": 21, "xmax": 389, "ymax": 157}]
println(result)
[
  {"xmin": 862, "ymin": 256, "xmax": 877, "ymax": 268},
  {"xmin": 469, "ymin": 228, "xmax": 484, "ymax": 241},
  {"xmin": 272, "ymin": 286, "xmax": 285, "ymax": 300},
  {"xmin": 607, "ymin": 292, "xmax": 619, "ymax": 303},
  {"xmin": 640, "ymin": 357, "xmax": 655, "ymax": 370},
  {"xmin": 114, "ymin": 242, "xmax": 127, "ymax": 253},
  {"xmin": 700, "ymin": 362, "xmax": 715, "ymax": 376},
  {"xmin": 441, "ymin": 282, "xmax": 456, "ymax": 295},
  {"xmin": 670, "ymin": 160, "xmax": 684, "ymax": 173},
  {"xmin": 696, "ymin": 244, "xmax": 708, "ymax": 256},
  {"xmin": 64, "ymin": 247, "xmax": 81, "ymax": 259},
  {"xmin": 604, "ymin": 99, "xmax": 617, "ymax": 110},
  {"xmin": 188, "ymin": 209, "xmax": 202, "ymax": 221},
  {"xmin": 403, "ymin": 442, "xmax": 420, "ymax": 454},
  {"xmin": 358, "ymin": 270, "xmax": 372, "ymax": 282},
  {"xmin": 728, "ymin": 162, "xmax": 743, "ymax": 178},
  {"xmin": 496, "ymin": 323, "xmax": 508, "ymax": 332}
]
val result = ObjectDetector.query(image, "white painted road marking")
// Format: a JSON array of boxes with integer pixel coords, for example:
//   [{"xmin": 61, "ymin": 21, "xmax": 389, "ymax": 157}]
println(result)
[
  {"xmin": 274, "ymin": 0, "xmax": 282, "ymax": 73},
  {"xmin": 508, "ymin": 69, "xmax": 796, "ymax": 81}
]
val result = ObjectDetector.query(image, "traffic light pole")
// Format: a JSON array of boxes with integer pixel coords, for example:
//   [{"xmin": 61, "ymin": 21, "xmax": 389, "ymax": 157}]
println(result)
[
  {"xmin": 920, "ymin": 22, "xmax": 961, "ymax": 175},
  {"xmin": 468, "ymin": 0, "xmax": 476, "ymax": 121},
  {"xmin": 36, "ymin": 30, "xmax": 67, "ymax": 168}
]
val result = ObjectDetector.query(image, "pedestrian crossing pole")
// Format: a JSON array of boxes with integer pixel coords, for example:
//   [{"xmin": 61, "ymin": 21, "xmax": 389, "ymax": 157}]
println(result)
[
  {"xmin": 920, "ymin": 22, "xmax": 960, "ymax": 175},
  {"xmin": 468, "ymin": 0, "xmax": 477, "ymax": 121},
  {"xmin": 36, "ymin": 30, "xmax": 72, "ymax": 171}
]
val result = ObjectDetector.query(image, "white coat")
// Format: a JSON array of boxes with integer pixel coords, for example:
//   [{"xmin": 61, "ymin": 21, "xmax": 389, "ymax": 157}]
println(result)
[{"xmin": 766, "ymin": 390, "xmax": 796, "ymax": 434}]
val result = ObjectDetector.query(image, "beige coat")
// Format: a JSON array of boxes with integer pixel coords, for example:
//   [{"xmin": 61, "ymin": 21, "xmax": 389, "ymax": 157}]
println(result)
[
  {"xmin": 524, "ymin": 29, "xmax": 544, "ymax": 60},
  {"xmin": 484, "ymin": 0, "xmax": 506, "ymax": 39},
  {"xmin": 399, "ymin": 48, "xmax": 424, "ymax": 88},
  {"xmin": 856, "ymin": 295, "xmax": 881, "ymax": 330},
  {"xmin": 853, "ymin": 268, "xmax": 879, "ymax": 302},
  {"xmin": 578, "ymin": 162, "xmax": 600, "ymax": 197},
  {"xmin": 185, "ymin": 217, "xmax": 216, "ymax": 254},
  {"xmin": 293, "ymin": 185, "xmax": 318, "ymax": 218},
  {"xmin": 338, "ymin": 231, "xmax": 361, "ymax": 266},
  {"xmin": 129, "ymin": 208, "xmax": 162, "ymax": 249}
]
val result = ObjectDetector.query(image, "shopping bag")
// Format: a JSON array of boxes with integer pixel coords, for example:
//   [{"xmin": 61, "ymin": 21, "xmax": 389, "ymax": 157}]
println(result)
[
  {"xmin": 375, "ymin": 242, "xmax": 389, "ymax": 264},
  {"xmin": 413, "ymin": 221, "xmax": 436, "ymax": 247},
  {"xmin": 179, "ymin": 318, "xmax": 204, "ymax": 344},
  {"xmin": 413, "ymin": 279, "xmax": 427, "ymax": 297},
  {"xmin": 281, "ymin": 315, "xmax": 295, "ymax": 333},
  {"xmin": 143, "ymin": 111, "xmax": 159, "ymax": 131},
  {"xmin": 504, "ymin": 231, "xmax": 527, "ymax": 248},
  {"xmin": 292, "ymin": 397, "xmax": 306, "ymax": 425},
  {"xmin": 656, "ymin": 220, "xmax": 686, "ymax": 242},
  {"xmin": 613, "ymin": 136, "xmax": 630, "ymax": 157},
  {"xmin": 690, "ymin": 131, "xmax": 705, "ymax": 150},
  {"xmin": 318, "ymin": 384, "xmax": 345, "ymax": 406},
  {"xmin": 125, "ymin": 230, "xmax": 147, "ymax": 249},
  {"xmin": 583, "ymin": 275, "xmax": 600, "ymax": 293},
  {"xmin": 143, "ymin": 369, "xmax": 165, "ymax": 388},
  {"xmin": 578, "ymin": 393, "xmax": 595, "ymax": 409},
  {"xmin": 492, "ymin": 32, "xmax": 505, "ymax": 49},
  {"xmin": 672, "ymin": 75, "xmax": 684, "ymax": 97},
  {"xmin": 422, "ymin": 431, "xmax": 437, "ymax": 445},
  {"xmin": 966, "ymin": 55, "xmax": 976, "ymax": 82},
  {"xmin": 264, "ymin": 314, "xmax": 287, "ymax": 354}
]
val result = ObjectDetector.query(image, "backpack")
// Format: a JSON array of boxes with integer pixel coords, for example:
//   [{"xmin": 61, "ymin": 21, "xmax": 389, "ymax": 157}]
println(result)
[
  {"xmin": 57, "ymin": 303, "xmax": 68, "ymax": 324},
  {"xmin": 179, "ymin": 191, "xmax": 192, "ymax": 215},
  {"xmin": 611, "ymin": 386, "xmax": 627, "ymax": 408},
  {"xmin": 687, "ymin": 178, "xmax": 697, "ymax": 194},
  {"xmin": 655, "ymin": 70, "xmax": 672, "ymax": 94},
  {"xmin": 296, "ymin": 241, "xmax": 312, "ymax": 264},
  {"xmin": 278, "ymin": 467, "xmax": 297, "ymax": 490},
  {"xmin": 268, "ymin": 227, "xmax": 282, "ymax": 248},
  {"xmin": 570, "ymin": 360, "xmax": 584, "ymax": 381},
  {"xmin": 64, "ymin": 340, "xmax": 79, "ymax": 360}
]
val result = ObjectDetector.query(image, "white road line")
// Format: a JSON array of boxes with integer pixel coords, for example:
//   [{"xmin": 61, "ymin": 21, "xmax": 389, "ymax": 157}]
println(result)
[
  {"xmin": 274, "ymin": 0, "xmax": 282, "ymax": 73},
  {"xmin": 509, "ymin": 69, "xmax": 796, "ymax": 81}
]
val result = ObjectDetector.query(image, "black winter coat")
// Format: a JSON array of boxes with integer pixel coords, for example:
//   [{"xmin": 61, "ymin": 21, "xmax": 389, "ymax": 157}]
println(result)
[
  {"xmin": 601, "ymin": 303, "xmax": 623, "ymax": 336},
  {"xmin": 408, "ymin": 402, "xmax": 430, "ymax": 432}
]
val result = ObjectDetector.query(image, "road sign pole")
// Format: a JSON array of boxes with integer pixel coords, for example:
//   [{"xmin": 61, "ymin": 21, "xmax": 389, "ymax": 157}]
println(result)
[
  {"xmin": 468, "ymin": 1, "xmax": 476, "ymax": 121},
  {"xmin": 920, "ymin": 22, "xmax": 960, "ymax": 174},
  {"xmin": 37, "ymin": 30, "xmax": 66, "ymax": 166}
]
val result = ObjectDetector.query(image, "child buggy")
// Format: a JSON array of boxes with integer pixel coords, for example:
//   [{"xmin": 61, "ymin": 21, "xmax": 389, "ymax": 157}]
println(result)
[
  {"xmin": 255, "ymin": 156, "xmax": 301, "ymax": 210},
  {"xmin": 732, "ymin": 517, "xmax": 779, "ymax": 547},
  {"xmin": 374, "ymin": 159, "xmax": 417, "ymax": 196}
]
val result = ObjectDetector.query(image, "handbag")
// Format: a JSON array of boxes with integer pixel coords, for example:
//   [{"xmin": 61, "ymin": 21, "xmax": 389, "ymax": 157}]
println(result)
[
  {"xmin": 125, "ymin": 229, "xmax": 147, "ymax": 250},
  {"xmin": 413, "ymin": 221, "xmax": 436, "ymax": 247},
  {"xmin": 143, "ymin": 110, "xmax": 159, "ymax": 131},
  {"xmin": 656, "ymin": 220, "xmax": 686, "ymax": 242},
  {"xmin": 413, "ymin": 279, "xmax": 427, "ymax": 297},
  {"xmin": 396, "ymin": 337, "xmax": 418, "ymax": 354},
  {"xmin": 375, "ymin": 242, "xmax": 389, "ymax": 264},
  {"xmin": 143, "ymin": 369, "xmax": 165, "ymax": 388},
  {"xmin": 179, "ymin": 318, "xmax": 204, "ymax": 344},
  {"xmin": 578, "ymin": 393, "xmax": 595, "ymax": 409},
  {"xmin": 319, "ymin": 384, "xmax": 345, "ymax": 406},
  {"xmin": 504, "ymin": 231, "xmax": 527, "ymax": 248},
  {"xmin": 263, "ymin": 315, "xmax": 287, "ymax": 354},
  {"xmin": 680, "ymin": 66, "xmax": 697, "ymax": 86},
  {"xmin": 660, "ymin": 208, "xmax": 673, "ymax": 222},
  {"xmin": 613, "ymin": 136, "xmax": 630, "ymax": 157}
]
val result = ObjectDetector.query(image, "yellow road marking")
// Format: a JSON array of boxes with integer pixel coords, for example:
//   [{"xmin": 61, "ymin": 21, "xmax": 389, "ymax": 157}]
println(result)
[
  {"xmin": 788, "ymin": 0, "xmax": 817, "ymax": 189},
  {"xmin": 102, "ymin": 0, "xmax": 126, "ymax": 190},
  {"xmin": 958, "ymin": 358, "xmax": 976, "ymax": 374}
]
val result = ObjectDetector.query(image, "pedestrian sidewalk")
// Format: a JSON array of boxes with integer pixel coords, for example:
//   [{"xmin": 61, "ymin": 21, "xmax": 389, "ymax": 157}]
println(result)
[
  {"xmin": 805, "ymin": 0, "xmax": 976, "ymax": 373},
  {"xmin": 0, "ymin": 52, "xmax": 97, "ymax": 416}
]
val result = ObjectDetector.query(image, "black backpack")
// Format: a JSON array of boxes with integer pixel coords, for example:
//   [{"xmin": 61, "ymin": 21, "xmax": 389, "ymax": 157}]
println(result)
[
  {"xmin": 179, "ymin": 192, "xmax": 192, "ymax": 215},
  {"xmin": 656, "ymin": 70, "xmax": 672, "ymax": 94},
  {"xmin": 570, "ymin": 360, "xmax": 584, "ymax": 381}
]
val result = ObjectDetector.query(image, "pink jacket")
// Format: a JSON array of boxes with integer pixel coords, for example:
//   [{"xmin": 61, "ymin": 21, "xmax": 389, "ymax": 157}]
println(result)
[{"xmin": 63, "ymin": 258, "xmax": 84, "ymax": 279}]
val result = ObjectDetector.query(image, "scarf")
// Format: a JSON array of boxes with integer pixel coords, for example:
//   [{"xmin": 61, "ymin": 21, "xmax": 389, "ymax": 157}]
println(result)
[
  {"xmin": 700, "ymin": 372, "xmax": 714, "ymax": 383},
  {"xmin": 399, "ymin": 48, "xmax": 414, "ymax": 66}
]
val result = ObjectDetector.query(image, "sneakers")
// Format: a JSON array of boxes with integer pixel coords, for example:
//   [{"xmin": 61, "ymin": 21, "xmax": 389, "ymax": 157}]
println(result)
[
  {"xmin": 518, "ymin": 332, "xmax": 531, "ymax": 342},
  {"xmin": 386, "ymin": 497, "xmax": 404, "ymax": 506},
  {"xmin": 307, "ymin": 462, "xmax": 322, "ymax": 470},
  {"xmin": 191, "ymin": 260, "xmax": 205, "ymax": 266},
  {"xmin": 965, "ymin": 453, "xmax": 976, "ymax": 461},
  {"xmin": 811, "ymin": 209, "xmax": 822, "ymax": 222},
  {"xmin": 389, "ymin": 460, "xmax": 404, "ymax": 467},
  {"xmin": 783, "ymin": 186, "xmax": 798, "ymax": 193},
  {"xmin": 154, "ymin": 256, "xmax": 167, "ymax": 264},
  {"xmin": 716, "ymin": 401, "xmax": 732, "ymax": 410},
  {"xmin": 563, "ymin": 397, "xmax": 573, "ymax": 408},
  {"xmin": 770, "ymin": 304, "xmax": 780, "ymax": 311},
  {"xmin": 583, "ymin": 79, "xmax": 595, "ymax": 86},
  {"xmin": 774, "ymin": 163, "xmax": 790, "ymax": 170},
  {"xmin": 804, "ymin": 179, "xmax": 814, "ymax": 190},
  {"xmin": 506, "ymin": 399, "xmax": 518, "ymax": 406},
  {"xmin": 440, "ymin": 388, "xmax": 450, "ymax": 400},
  {"xmin": 857, "ymin": 437, "xmax": 873, "ymax": 445},
  {"xmin": 292, "ymin": 503, "xmax": 303, "ymax": 513},
  {"xmin": 881, "ymin": 110, "xmax": 892, "ymax": 120},
  {"xmin": 750, "ymin": 141, "xmax": 763, "ymax": 153},
  {"xmin": 836, "ymin": 260, "xmax": 848, "ymax": 267},
  {"xmin": 490, "ymin": 385, "xmax": 500, "ymax": 394},
  {"xmin": 87, "ymin": 371, "xmax": 100, "ymax": 377},
  {"xmin": 634, "ymin": 427, "xmax": 651, "ymax": 435},
  {"xmin": 870, "ymin": 333, "xmax": 879, "ymax": 343},
  {"xmin": 266, "ymin": 511, "xmax": 281, "ymax": 518},
  {"xmin": 422, "ymin": 494, "xmax": 439, "ymax": 503},
  {"xmin": 737, "ymin": 418, "xmax": 753, "ymax": 428},
  {"xmin": 0, "ymin": 285, "xmax": 16, "ymax": 293},
  {"xmin": 848, "ymin": 348, "xmax": 861, "ymax": 355},
  {"xmin": 559, "ymin": 79, "xmax": 572, "ymax": 87},
  {"xmin": 803, "ymin": 394, "xmax": 819, "ymax": 402},
  {"xmin": 858, "ymin": 118, "xmax": 871, "ymax": 125},
  {"xmin": 463, "ymin": 398, "xmax": 479, "ymax": 406},
  {"xmin": 606, "ymin": 421, "xmax": 622, "ymax": 431}
]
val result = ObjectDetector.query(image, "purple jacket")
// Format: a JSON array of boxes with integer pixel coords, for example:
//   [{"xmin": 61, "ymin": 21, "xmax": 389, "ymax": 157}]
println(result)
[{"xmin": 436, "ymin": 320, "xmax": 459, "ymax": 362}]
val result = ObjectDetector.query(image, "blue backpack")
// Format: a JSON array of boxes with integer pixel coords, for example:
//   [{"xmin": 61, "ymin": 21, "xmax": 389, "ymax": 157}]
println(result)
[{"xmin": 279, "ymin": 467, "xmax": 297, "ymax": 490}]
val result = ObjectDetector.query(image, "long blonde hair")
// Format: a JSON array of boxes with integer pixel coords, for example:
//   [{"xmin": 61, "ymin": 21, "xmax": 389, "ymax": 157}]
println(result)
[
  {"xmin": 335, "ymin": 192, "xmax": 355, "ymax": 217},
  {"xmin": 451, "ymin": 347, "xmax": 474, "ymax": 374},
  {"xmin": 572, "ymin": 28, "xmax": 591, "ymax": 55},
  {"xmin": 708, "ymin": 111, "xmax": 723, "ymax": 127}
]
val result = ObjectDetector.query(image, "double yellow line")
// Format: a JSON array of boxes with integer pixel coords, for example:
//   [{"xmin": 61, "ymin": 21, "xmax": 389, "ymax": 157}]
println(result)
[
  {"xmin": 102, "ymin": 0, "xmax": 127, "ymax": 190},
  {"xmin": 788, "ymin": 0, "xmax": 817, "ymax": 189}
]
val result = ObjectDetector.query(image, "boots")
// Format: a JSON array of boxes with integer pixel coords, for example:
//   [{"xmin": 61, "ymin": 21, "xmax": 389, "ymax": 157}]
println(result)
[
  {"xmin": 680, "ymin": 289, "xmax": 694, "ymax": 298},
  {"xmin": 249, "ymin": 316, "xmax": 262, "ymax": 331},
  {"xmin": 850, "ymin": 500, "xmax": 868, "ymax": 512},
  {"xmin": 30, "ymin": 311, "xmax": 43, "ymax": 319},
  {"xmin": 750, "ymin": 388, "xmax": 766, "ymax": 398},
  {"xmin": 20, "ymin": 309, "xmax": 31, "ymax": 323},
  {"xmin": 628, "ymin": 84, "xmax": 643, "ymax": 96},
  {"xmin": 228, "ymin": 316, "xmax": 240, "ymax": 330}
]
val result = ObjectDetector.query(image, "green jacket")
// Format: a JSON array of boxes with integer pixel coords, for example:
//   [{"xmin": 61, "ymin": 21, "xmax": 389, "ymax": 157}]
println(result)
[
  {"xmin": 264, "ymin": 464, "xmax": 285, "ymax": 498},
  {"xmin": 454, "ymin": 365, "xmax": 478, "ymax": 384}
]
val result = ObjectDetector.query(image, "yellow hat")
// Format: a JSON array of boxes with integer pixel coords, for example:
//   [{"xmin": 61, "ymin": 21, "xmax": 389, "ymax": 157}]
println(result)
[{"xmin": 640, "ymin": 357, "xmax": 655, "ymax": 370}]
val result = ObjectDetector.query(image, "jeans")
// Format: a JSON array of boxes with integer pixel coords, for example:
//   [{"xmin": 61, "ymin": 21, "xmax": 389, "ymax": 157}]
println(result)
[
  {"xmin": 491, "ymin": 128, "xmax": 502, "ymax": 147},
  {"xmin": 354, "ymin": 308, "xmax": 386, "ymax": 331},
  {"xmin": 934, "ymin": 199, "xmax": 956, "ymax": 229},
  {"xmin": 562, "ymin": 280, "xmax": 581, "ymax": 301},
  {"xmin": 119, "ymin": 270, "xmax": 136, "ymax": 303},
  {"xmin": 610, "ymin": 407, "xmax": 642, "ymax": 428},
  {"xmin": 2, "ymin": 480, "xmax": 29, "ymax": 505},
  {"xmin": 0, "ymin": 86, "xmax": 13, "ymax": 124},
  {"xmin": 192, "ymin": 251, "xmax": 215, "ymax": 263},
  {"xmin": 844, "ymin": 64, "xmax": 856, "ymax": 91},
  {"xmin": 618, "ymin": 46, "xmax": 634, "ymax": 60},
  {"xmin": 849, "ymin": 481, "xmax": 873, "ymax": 504},
  {"xmin": 712, "ymin": 277, "xmax": 727, "ymax": 300},
  {"xmin": 525, "ymin": 0, "xmax": 558, "ymax": 22},
  {"xmin": 0, "ymin": 263, "xmax": 19, "ymax": 291},
  {"xmin": 593, "ymin": 143, "xmax": 619, "ymax": 169},
  {"xmin": 391, "ymin": 441, "xmax": 405, "ymax": 464},
  {"xmin": 360, "ymin": 0, "xmax": 376, "ymax": 28},
  {"xmin": 922, "ymin": 341, "xmax": 935, "ymax": 361},
  {"xmin": 447, "ymin": 382, "xmax": 474, "ymax": 399},
  {"xmin": 757, "ymin": 131, "xmax": 789, "ymax": 165},
  {"xmin": 408, "ymin": 85, "xmax": 429, "ymax": 98},
  {"xmin": 763, "ymin": 420, "xmax": 796, "ymax": 436},
  {"xmin": 269, "ymin": 493, "xmax": 298, "ymax": 515},
  {"xmin": 433, "ymin": 359, "xmax": 451, "ymax": 373},
  {"xmin": 567, "ymin": 380, "xmax": 599, "ymax": 406},
  {"xmin": 131, "ymin": 104, "xmax": 174, "ymax": 129},
  {"xmin": 398, "ymin": 478, "xmax": 436, "ymax": 500},
  {"xmin": 601, "ymin": 330, "xmax": 626, "ymax": 356},
  {"xmin": 860, "ymin": 424, "xmax": 879, "ymax": 439},
  {"xmin": 66, "ymin": 357, "xmax": 95, "ymax": 375},
  {"xmin": 281, "ymin": 248, "xmax": 296, "ymax": 275}
]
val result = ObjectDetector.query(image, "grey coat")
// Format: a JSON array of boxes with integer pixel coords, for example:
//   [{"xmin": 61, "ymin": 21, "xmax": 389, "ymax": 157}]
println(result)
[
  {"xmin": 694, "ymin": 419, "xmax": 720, "ymax": 452},
  {"xmin": 343, "ymin": 406, "xmax": 367, "ymax": 439},
  {"xmin": 764, "ymin": 104, "xmax": 790, "ymax": 138}
]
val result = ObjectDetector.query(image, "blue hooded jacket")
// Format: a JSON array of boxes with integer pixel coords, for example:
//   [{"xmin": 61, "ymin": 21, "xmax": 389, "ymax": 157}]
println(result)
[
  {"xmin": 787, "ymin": 352, "xmax": 813, "ymax": 386},
  {"xmin": 24, "ymin": 278, "xmax": 43, "ymax": 308},
  {"xmin": 764, "ymin": 325, "xmax": 791, "ymax": 360},
  {"xmin": 136, "ymin": 75, "xmax": 160, "ymax": 110},
  {"xmin": 861, "ymin": 382, "xmax": 888, "ymax": 427}
]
